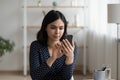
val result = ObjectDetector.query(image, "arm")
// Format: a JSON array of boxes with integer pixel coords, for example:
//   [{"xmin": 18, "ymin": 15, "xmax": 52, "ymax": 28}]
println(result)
[
  {"xmin": 55, "ymin": 44, "xmax": 78, "ymax": 80},
  {"xmin": 29, "ymin": 41, "xmax": 51, "ymax": 80}
]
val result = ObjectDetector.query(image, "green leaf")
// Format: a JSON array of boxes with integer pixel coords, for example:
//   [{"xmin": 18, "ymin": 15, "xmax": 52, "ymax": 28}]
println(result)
[{"xmin": 0, "ymin": 36, "xmax": 15, "ymax": 57}]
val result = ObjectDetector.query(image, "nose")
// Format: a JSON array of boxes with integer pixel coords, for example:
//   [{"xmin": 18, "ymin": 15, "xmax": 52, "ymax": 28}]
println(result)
[{"xmin": 55, "ymin": 28, "xmax": 59, "ymax": 34}]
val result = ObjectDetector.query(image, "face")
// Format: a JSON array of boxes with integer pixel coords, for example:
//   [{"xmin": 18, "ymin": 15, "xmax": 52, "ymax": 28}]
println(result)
[{"xmin": 46, "ymin": 19, "xmax": 65, "ymax": 42}]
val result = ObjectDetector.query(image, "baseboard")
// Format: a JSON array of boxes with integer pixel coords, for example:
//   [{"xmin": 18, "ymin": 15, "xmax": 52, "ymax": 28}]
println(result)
[
  {"xmin": 0, "ymin": 65, "xmax": 90, "ymax": 75},
  {"xmin": 0, "ymin": 70, "xmax": 30, "ymax": 75}
]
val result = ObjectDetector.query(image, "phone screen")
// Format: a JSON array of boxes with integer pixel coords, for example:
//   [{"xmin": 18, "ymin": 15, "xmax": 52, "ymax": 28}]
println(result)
[{"xmin": 64, "ymin": 35, "xmax": 73, "ymax": 45}]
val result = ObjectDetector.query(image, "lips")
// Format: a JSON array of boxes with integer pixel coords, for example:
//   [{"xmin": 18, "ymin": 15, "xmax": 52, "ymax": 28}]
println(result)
[
  {"xmin": 54, "ymin": 36, "xmax": 59, "ymax": 38},
  {"xmin": 53, "ymin": 35, "xmax": 60, "ymax": 39}
]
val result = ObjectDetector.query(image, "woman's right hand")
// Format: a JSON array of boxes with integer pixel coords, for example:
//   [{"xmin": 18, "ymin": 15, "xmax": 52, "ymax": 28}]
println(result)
[
  {"xmin": 52, "ymin": 42, "xmax": 63, "ymax": 59},
  {"xmin": 47, "ymin": 42, "xmax": 63, "ymax": 67}
]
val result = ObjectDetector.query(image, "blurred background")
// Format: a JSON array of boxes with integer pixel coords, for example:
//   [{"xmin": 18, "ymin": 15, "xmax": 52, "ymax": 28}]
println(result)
[{"xmin": 0, "ymin": 0, "xmax": 120, "ymax": 80}]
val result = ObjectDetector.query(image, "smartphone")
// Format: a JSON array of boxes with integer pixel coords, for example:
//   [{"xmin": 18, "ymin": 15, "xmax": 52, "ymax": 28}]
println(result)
[{"xmin": 64, "ymin": 35, "xmax": 73, "ymax": 45}]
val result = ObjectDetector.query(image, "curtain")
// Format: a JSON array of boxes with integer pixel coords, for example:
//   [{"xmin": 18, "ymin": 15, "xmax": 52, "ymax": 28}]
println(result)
[{"xmin": 87, "ymin": 0, "xmax": 119, "ymax": 79}]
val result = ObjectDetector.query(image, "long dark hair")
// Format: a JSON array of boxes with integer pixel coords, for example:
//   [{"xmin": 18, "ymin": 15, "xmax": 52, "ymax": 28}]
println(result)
[{"xmin": 37, "ymin": 10, "xmax": 68, "ymax": 46}]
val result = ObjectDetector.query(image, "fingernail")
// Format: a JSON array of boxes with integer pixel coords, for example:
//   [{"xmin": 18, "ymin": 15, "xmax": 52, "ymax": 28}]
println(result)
[{"xmin": 62, "ymin": 45, "xmax": 64, "ymax": 49}]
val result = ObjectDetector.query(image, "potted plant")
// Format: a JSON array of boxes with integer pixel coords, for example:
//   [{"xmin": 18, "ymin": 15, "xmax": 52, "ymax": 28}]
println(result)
[{"xmin": 0, "ymin": 36, "xmax": 15, "ymax": 57}]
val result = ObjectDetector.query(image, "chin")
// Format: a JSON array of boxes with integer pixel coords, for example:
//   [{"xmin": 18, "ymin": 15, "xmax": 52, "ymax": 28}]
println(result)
[
  {"xmin": 54, "ymin": 39, "xmax": 60, "ymax": 41},
  {"xmin": 53, "ymin": 38, "xmax": 60, "ymax": 41}
]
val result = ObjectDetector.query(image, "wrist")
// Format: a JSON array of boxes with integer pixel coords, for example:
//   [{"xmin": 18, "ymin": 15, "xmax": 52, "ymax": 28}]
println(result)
[
  {"xmin": 65, "ymin": 57, "xmax": 74, "ymax": 65},
  {"xmin": 66, "ymin": 55, "xmax": 74, "ymax": 59}
]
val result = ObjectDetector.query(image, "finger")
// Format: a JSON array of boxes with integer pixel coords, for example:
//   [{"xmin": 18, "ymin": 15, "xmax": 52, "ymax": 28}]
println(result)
[
  {"xmin": 63, "ymin": 39, "xmax": 71, "ymax": 51},
  {"xmin": 57, "ymin": 42, "xmax": 61, "ymax": 46},
  {"xmin": 65, "ymin": 39, "xmax": 73, "ymax": 50},
  {"xmin": 55, "ymin": 43, "xmax": 61, "ymax": 48},
  {"xmin": 61, "ymin": 42, "xmax": 69, "ymax": 54},
  {"xmin": 72, "ymin": 40, "xmax": 75, "ymax": 48},
  {"xmin": 59, "ymin": 50, "xmax": 63, "ymax": 56},
  {"xmin": 61, "ymin": 42, "xmax": 65, "ymax": 50}
]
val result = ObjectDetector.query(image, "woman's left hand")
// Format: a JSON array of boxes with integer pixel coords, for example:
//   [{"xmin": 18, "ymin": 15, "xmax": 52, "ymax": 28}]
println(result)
[{"xmin": 61, "ymin": 39, "xmax": 75, "ymax": 58}]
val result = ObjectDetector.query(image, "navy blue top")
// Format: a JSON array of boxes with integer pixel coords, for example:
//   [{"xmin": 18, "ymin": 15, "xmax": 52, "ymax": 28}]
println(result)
[{"xmin": 29, "ymin": 41, "xmax": 77, "ymax": 80}]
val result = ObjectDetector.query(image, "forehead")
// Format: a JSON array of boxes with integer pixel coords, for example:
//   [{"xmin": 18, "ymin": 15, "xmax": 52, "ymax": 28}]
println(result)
[{"xmin": 49, "ymin": 19, "xmax": 64, "ymax": 26}]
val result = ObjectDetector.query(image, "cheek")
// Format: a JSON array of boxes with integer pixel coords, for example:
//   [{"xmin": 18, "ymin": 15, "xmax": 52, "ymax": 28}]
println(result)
[
  {"xmin": 62, "ymin": 29, "xmax": 65, "ymax": 33},
  {"xmin": 60, "ymin": 30, "xmax": 64, "ymax": 35},
  {"xmin": 47, "ymin": 30, "xmax": 55, "ymax": 36},
  {"xmin": 46, "ymin": 29, "xmax": 53, "ymax": 33}
]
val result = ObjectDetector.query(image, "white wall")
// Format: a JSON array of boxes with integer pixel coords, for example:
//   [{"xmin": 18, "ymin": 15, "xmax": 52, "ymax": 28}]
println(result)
[
  {"xmin": 0, "ymin": 0, "xmax": 85, "ymax": 71},
  {"xmin": 0, "ymin": 0, "xmax": 23, "ymax": 70},
  {"xmin": 87, "ymin": 0, "xmax": 120, "ymax": 79}
]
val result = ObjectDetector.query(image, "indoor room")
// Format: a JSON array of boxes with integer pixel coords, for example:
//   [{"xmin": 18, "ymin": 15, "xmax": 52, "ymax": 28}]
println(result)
[{"xmin": 0, "ymin": 0, "xmax": 120, "ymax": 80}]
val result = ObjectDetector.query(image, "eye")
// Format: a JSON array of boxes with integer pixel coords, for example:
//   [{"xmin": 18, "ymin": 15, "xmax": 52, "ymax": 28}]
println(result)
[
  {"xmin": 50, "ymin": 27, "xmax": 56, "ymax": 29},
  {"xmin": 59, "ymin": 26, "xmax": 64, "ymax": 30},
  {"xmin": 50, "ymin": 25, "xmax": 56, "ymax": 29}
]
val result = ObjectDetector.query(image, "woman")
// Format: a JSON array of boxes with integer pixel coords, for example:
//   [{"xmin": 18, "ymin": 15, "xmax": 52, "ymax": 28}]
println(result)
[{"xmin": 29, "ymin": 10, "xmax": 77, "ymax": 80}]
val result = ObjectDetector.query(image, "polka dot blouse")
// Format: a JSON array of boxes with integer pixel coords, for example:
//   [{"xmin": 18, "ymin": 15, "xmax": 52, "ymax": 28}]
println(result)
[{"xmin": 29, "ymin": 41, "xmax": 77, "ymax": 80}]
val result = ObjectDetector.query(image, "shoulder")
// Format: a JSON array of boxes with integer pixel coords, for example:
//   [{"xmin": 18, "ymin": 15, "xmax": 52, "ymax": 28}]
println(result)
[
  {"xmin": 31, "ymin": 40, "xmax": 38, "ymax": 45},
  {"xmin": 30, "ymin": 40, "xmax": 43, "ymax": 48}
]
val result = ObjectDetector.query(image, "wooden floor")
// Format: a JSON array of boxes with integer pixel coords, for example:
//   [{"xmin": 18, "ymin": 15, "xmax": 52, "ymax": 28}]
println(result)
[
  {"xmin": 0, "ymin": 72, "xmax": 93, "ymax": 80},
  {"xmin": 74, "ymin": 73, "xmax": 93, "ymax": 80}
]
